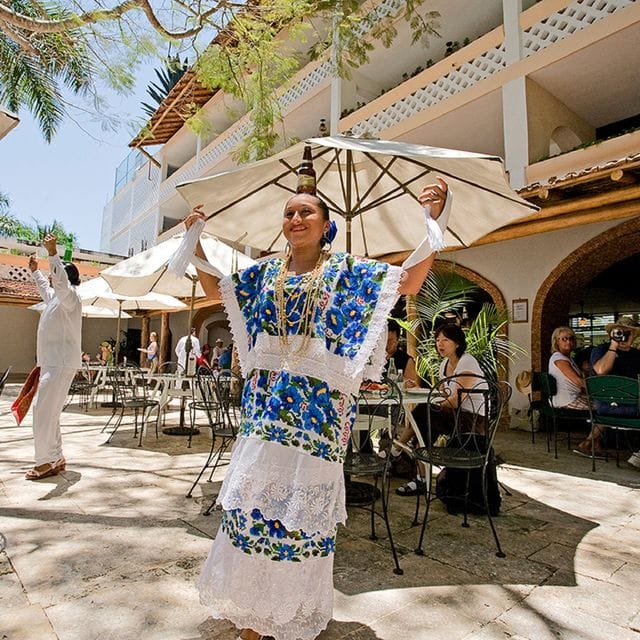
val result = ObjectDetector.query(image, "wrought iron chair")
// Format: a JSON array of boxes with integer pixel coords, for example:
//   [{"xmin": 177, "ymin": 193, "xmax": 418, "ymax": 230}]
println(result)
[
  {"xmin": 414, "ymin": 374, "xmax": 511, "ymax": 559},
  {"xmin": 157, "ymin": 361, "xmax": 183, "ymax": 375},
  {"xmin": 0, "ymin": 366, "xmax": 11, "ymax": 397},
  {"xmin": 186, "ymin": 369, "xmax": 224, "ymax": 495},
  {"xmin": 345, "ymin": 376, "xmax": 404, "ymax": 574},
  {"xmin": 65, "ymin": 363, "xmax": 97, "ymax": 411},
  {"xmin": 104, "ymin": 364, "xmax": 161, "ymax": 446},
  {"xmin": 538, "ymin": 372, "xmax": 591, "ymax": 458},
  {"xmin": 584, "ymin": 375, "xmax": 640, "ymax": 471},
  {"xmin": 200, "ymin": 369, "xmax": 243, "ymax": 515}
]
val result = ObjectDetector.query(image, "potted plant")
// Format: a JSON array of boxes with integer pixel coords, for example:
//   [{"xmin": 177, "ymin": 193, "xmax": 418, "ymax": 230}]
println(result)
[{"xmin": 396, "ymin": 266, "xmax": 525, "ymax": 386}]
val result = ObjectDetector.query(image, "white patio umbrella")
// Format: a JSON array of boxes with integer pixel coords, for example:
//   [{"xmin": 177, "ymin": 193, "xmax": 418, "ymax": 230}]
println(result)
[
  {"xmin": 77, "ymin": 277, "xmax": 187, "ymax": 364},
  {"xmin": 100, "ymin": 231, "xmax": 255, "ymax": 298},
  {"xmin": 101, "ymin": 232, "xmax": 255, "ymax": 373},
  {"xmin": 29, "ymin": 302, "xmax": 133, "ymax": 319},
  {"xmin": 176, "ymin": 135, "xmax": 539, "ymax": 256}
]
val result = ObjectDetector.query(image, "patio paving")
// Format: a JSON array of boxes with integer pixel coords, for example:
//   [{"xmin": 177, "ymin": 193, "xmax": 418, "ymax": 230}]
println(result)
[{"xmin": 1, "ymin": 383, "xmax": 639, "ymax": 640}]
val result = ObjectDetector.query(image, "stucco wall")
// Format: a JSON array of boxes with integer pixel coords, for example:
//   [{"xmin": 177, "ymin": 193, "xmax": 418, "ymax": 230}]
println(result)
[{"xmin": 440, "ymin": 215, "xmax": 625, "ymax": 411}]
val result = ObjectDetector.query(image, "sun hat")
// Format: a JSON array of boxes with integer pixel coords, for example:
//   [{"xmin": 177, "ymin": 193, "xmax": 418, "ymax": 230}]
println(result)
[
  {"xmin": 515, "ymin": 370, "xmax": 533, "ymax": 396},
  {"xmin": 604, "ymin": 316, "xmax": 640, "ymax": 335}
]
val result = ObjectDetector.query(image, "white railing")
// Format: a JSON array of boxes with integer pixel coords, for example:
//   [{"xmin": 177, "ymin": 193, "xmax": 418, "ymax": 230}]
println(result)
[{"xmin": 350, "ymin": 0, "xmax": 633, "ymax": 136}]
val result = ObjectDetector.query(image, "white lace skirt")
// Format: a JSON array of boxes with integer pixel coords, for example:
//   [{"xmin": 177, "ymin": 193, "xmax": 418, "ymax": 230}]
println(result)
[{"xmin": 197, "ymin": 439, "xmax": 344, "ymax": 639}]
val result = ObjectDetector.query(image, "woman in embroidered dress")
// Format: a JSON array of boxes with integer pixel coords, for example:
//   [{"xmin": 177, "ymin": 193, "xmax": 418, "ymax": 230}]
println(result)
[{"xmin": 185, "ymin": 179, "xmax": 450, "ymax": 640}]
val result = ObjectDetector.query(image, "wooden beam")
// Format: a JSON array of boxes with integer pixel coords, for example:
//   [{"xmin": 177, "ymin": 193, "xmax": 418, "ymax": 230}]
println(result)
[
  {"xmin": 474, "ymin": 199, "xmax": 640, "ymax": 246},
  {"xmin": 610, "ymin": 169, "xmax": 636, "ymax": 185}
]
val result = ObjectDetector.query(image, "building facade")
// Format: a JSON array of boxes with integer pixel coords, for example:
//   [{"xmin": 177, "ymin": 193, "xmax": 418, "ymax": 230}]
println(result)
[{"xmin": 100, "ymin": 0, "xmax": 640, "ymax": 416}]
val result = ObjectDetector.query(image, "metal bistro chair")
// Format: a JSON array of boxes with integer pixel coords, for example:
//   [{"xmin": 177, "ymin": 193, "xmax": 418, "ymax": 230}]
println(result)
[
  {"xmin": 200, "ymin": 369, "xmax": 243, "ymax": 515},
  {"xmin": 186, "ymin": 368, "xmax": 224, "ymax": 495},
  {"xmin": 104, "ymin": 364, "xmax": 161, "ymax": 447},
  {"xmin": 65, "ymin": 362, "xmax": 97, "ymax": 411},
  {"xmin": 584, "ymin": 375, "xmax": 640, "ymax": 471},
  {"xmin": 538, "ymin": 372, "xmax": 591, "ymax": 459},
  {"xmin": 414, "ymin": 374, "xmax": 511, "ymax": 559},
  {"xmin": 0, "ymin": 366, "xmax": 12, "ymax": 396},
  {"xmin": 345, "ymin": 377, "xmax": 404, "ymax": 575}
]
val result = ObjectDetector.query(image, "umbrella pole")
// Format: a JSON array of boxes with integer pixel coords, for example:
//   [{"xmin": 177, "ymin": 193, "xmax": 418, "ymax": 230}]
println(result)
[
  {"xmin": 163, "ymin": 276, "xmax": 200, "ymax": 439},
  {"xmin": 346, "ymin": 149, "xmax": 353, "ymax": 253},
  {"xmin": 114, "ymin": 300, "xmax": 122, "ymax": 364},
  {"xmin": 102, "ymin": 300, "xmax": 123, "ymax": 409}
]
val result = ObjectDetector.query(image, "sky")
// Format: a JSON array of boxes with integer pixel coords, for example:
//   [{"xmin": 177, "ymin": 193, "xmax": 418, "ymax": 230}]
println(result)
[{"xmin": 0, "ymin": 71, "xmax": 156, "ymax": 253}]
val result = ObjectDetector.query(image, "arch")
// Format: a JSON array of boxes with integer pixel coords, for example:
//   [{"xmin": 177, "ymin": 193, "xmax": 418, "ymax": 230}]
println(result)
[
  {"xmin": 436, "ymin": 260, "xmax": 507, "ymax": 314},
  {"xmin": 531, "ymin": 216, "xmax": 640, "ymax": 372},
  {"xmin": 549, "ymin": 125, "xmax": 582, "ymax": 156}
]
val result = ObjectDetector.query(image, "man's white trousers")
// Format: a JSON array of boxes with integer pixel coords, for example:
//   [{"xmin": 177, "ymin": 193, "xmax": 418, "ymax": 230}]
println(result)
[{"xmin": 32, "ymin": 366, "xmax": 76, "ymax": 465}]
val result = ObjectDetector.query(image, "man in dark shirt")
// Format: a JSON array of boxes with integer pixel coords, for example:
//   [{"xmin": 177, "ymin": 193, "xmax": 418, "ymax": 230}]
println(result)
[
  {"xmin": 576, "ymin": 316, "xmax": 640, "ymax": 463},
  {"xmin": 590, "ymin": 316, "xmax": 640, "ymax": 378}
]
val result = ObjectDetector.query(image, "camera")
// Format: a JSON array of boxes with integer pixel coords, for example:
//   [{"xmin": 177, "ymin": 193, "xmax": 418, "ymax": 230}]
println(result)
[{"xmin": 611, "ymin": 328, "xmax": 631, "ymax": 342}]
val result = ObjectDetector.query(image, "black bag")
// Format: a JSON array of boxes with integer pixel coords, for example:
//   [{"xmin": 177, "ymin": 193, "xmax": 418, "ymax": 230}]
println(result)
[{"xmin": 435, "ymin": 451, "xmax": 501, "ymax": 516}]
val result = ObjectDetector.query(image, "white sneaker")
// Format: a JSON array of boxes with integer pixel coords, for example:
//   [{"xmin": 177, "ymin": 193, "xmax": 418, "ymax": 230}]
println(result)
[{"xmin": 627, "ymin": 452, "xmax": 640, "ymax": 469}]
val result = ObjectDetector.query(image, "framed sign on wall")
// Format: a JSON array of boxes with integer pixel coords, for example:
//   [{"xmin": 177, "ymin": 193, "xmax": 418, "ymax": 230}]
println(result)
[{"xmin": 512, "ymin": 298, "xmax": 528, "ymax": 323}]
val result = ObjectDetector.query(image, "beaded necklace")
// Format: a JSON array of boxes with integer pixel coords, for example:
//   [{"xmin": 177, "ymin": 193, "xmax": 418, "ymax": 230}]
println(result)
[{"xmin": 274, "ymin": 250, "xmax": 327, "ymax": 360}]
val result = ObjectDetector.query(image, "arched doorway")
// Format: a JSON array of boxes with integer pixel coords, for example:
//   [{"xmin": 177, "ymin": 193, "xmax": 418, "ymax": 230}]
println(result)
[{"xmin": 532, "ymin": 217, "xmax": 640, "ymax": 371}]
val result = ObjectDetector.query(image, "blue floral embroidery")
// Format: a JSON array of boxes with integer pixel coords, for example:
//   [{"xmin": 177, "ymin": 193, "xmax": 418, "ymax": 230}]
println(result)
[
  {"xmin": 222, "ymin": 508, "xmax": 336, "ymax": 561},
  {"xmin": 239, "ymin": 369, "xmax": 349, "ymax": 462},
  {"xmin": 233, "ymin": 253, "xmax": 389, "ymax": 357},
  {"xmin": 232, "ymin": 253, "xmax": 392, "ymax": 461}
]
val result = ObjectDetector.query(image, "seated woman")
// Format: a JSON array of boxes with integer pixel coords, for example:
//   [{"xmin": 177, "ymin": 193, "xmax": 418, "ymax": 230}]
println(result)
[
  {"xmin": 395, "ymin": 322, "xmax": 487, "ymax": 496},
  {"xmin": 548, "ymin": 326, "xmax": 589, "ymax": 411}
]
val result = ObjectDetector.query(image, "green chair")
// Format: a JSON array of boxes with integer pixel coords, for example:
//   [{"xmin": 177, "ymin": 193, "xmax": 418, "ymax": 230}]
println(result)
[
  {"xmin": 585, "ymin": 375, "xmax": 640, "ymax": 471},
  {"xmin": 538, "ymin": 373, "xmax": 591, "ymax": 459}
]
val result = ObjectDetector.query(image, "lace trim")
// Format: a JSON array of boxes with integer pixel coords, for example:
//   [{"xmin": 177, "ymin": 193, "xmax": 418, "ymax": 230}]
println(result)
[
  {"xmin": 361, "ymin": 265, "xmax": 403, "ymax": 381},
  {"xmin": 246, "ymin": 334, "xmax": 366, "ymax": 397},
  {"xmin": 218, "ymin": 438, "xmax": 347, "ymax": 533},
  {"xmin": 220, "ymin": 274, "xmax": 250, "ymax": 377},
  {"xmin": 198, "ymin": 530, "xmax": 333, "ymax": 640}
]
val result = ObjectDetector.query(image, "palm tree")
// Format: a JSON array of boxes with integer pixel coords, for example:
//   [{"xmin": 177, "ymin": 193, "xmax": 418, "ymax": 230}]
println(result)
[
  {"xmin": 0, "ymin": 0, "xmax": 93, "ymax": 142},
  {"xmin": 397, "ymin": 267, "xmax": 525, "ymax": 386},
  {"xmin": 141, "ymin": 55, "xmax": 189, "ymax": 118}
]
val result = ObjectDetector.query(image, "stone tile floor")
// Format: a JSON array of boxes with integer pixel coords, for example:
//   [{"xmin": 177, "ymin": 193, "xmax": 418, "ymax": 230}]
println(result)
[{"xmin": 1, "ymin": 383, "xmax": 639, "ymax": 640}]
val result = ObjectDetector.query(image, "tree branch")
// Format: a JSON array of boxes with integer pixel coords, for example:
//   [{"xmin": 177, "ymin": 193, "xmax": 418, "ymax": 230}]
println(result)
[{"xmin": 0, "ymin": 0, "xmax": 213, "ymax": 39}]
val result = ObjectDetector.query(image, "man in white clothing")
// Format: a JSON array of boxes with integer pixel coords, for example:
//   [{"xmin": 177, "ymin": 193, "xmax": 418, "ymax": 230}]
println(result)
[
  {"xmin": 175, "ymin": 327, "xmax": 201, "ymax": 374},
  {"xmin": 26, "ymin": 234, "xmax": 82, "ymax": 480}
]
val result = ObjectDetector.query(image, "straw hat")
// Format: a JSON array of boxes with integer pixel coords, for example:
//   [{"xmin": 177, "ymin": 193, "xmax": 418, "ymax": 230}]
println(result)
[
  {"xmin": 604, "ymin": 315, "xmax": 640, "ymax": 335},
  {"xmin": 515, "ymin": 370, "xmax": 533, "ymax": 396}
]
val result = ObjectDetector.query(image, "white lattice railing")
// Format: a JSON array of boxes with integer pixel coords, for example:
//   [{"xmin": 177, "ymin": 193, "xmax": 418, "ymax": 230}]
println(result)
[{"xmin": 350, "ymin": 0, "xmax": 634, "ymax": 136}]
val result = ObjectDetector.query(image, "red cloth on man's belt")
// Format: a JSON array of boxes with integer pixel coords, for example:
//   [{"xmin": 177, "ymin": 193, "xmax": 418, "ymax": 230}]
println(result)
[{"xmin": 11, "ymin": 366, "xmax": 40, "ymax": 425}]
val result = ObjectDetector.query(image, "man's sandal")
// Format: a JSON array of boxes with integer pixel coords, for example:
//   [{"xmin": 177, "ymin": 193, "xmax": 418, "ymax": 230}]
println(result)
[
  {"xmin": 53, "ymin": 458, "xmax": 66, "ymax": 472},
  {"xmin": 25, "ymin": 463, "xmax": 59, "ymax": 480}
]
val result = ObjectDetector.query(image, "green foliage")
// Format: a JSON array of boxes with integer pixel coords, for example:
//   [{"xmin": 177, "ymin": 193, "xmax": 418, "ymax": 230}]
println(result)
[
  {"xmin": 195, "ymin": 0, "xmax": 440, "ymax": 161},
  {"xmin": 396, "ymin": 267, "xmax": 525, "ymax": 386},
  {"xmin": 141, "ymin": 55, "xmax": 189, "ymax": 117},
  {"xmin": 0, "ymin": 210, "xmax": 76, "ymax": 247},
  {"xmin": 0, "ymin": 0, "xmax": 93, "ymax": 141}
]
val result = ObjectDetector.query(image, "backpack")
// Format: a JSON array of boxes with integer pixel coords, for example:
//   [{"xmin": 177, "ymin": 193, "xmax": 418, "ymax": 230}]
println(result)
[{"xmin": 435, "ymin": 449, "xmax": 501, "ymax": 516}]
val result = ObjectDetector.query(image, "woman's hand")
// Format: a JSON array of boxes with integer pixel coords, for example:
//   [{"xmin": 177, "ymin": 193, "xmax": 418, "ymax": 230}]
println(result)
[
  {"xmin": 28, "ymin": 255, "xmax": 38, "ymax": 272},
  {"xmin": 418, "ymin": 178, "xmax": 448, "ymax": 220},
  {"xmin": 184, "ymin": 205, "xmax": 206, "ymax": 230}
]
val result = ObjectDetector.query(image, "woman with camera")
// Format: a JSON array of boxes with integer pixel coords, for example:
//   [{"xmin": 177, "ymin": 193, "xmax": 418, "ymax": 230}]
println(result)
[{"xmin": 575, "ymin": 316, "xmax": 640, "ymax": 457}]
